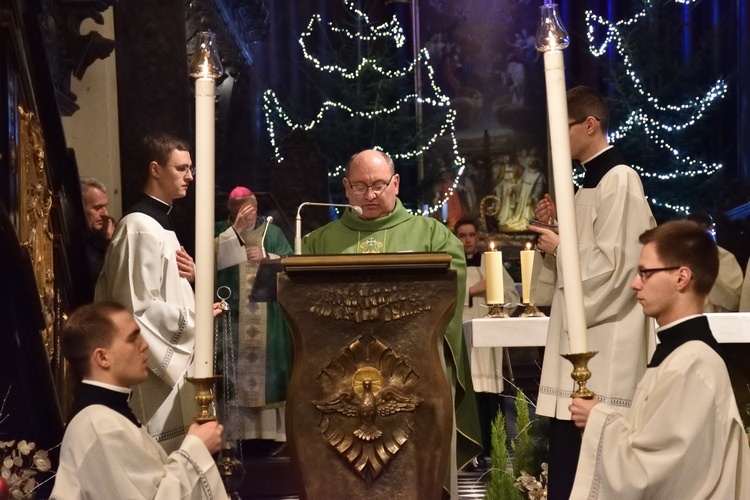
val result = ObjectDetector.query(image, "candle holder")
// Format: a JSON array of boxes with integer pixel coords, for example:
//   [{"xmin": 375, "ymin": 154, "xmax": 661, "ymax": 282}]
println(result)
[
  {"xmin": 561, "ymin": 351, "xmax": 598, "ymax": 399},
  {"xmin": 483, "ymin": 303, "xmax": 509, "ymax": 318},
  {"xmin": 520, "ymin": 303, "xmax": 546, "ymax": 317},
  {"xmin": 186, "ymin": 375, "xmax": 222, "ymax": 423}
]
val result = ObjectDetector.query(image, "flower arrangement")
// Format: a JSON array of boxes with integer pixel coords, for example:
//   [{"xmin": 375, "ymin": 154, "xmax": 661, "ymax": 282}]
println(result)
[
  {"xmin": 514, "ymin": 464, "xmax": 548, "ymax": 500},
  {"xmin": 0, "ymin": 440, "xmax": 52, "ymax": 500}
]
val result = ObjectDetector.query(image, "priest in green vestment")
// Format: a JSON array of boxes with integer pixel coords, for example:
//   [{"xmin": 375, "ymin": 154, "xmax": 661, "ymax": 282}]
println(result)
[
  {"xmin": 215, "ymin": 187, "xmax": 294, "ymax": 444},
  {"xmin": 302, "ymin": 150, "xmax": 482, "ymax": 497}
]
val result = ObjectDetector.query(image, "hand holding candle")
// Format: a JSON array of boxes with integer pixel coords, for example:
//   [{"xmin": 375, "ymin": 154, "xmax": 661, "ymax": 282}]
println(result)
[
  {"xmin": 484, "ymin": 242, "xmax": 504, "ymax": 305},
  {"xmin": 520, "ymin": 242, "xmax": 534, "ymax": 304}
]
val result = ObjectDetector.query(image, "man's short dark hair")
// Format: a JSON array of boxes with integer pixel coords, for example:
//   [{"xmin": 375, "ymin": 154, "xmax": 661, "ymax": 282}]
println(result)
[
  {"xmin": 567, "ymin": 86, "xmax": 610, "ymax": 135},
  {"xmin": 136, "ymin": 132, "xmax": 191, "ymax": 186},
  {"xmin": 638, "ymin": 220, "xmax": 719, "ymax": 296},
  {"xmin": 61, "ymin": 302, "xmax": 129, "ymax": 378},
  {"xmin": 453, "ymin": 216, "xmax": 478, "ymax": 235},
  {"xmin": 686, "ymin": 211, "xmax": 714, "ymax": 229}
]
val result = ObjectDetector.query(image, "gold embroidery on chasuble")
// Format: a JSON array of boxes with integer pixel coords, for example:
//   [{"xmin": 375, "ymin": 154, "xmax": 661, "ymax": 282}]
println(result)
[
  {"xmin": 357, "ymin": 230, "xmax": 387, "ymax": 253},
  {"xmin": 237, "ymin": 222, "xmax": 268, "ymax": 408}
]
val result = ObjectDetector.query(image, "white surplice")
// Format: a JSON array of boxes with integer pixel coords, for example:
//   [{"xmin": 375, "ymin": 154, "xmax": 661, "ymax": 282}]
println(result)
[
  {"xmin": 536, "ymin": 158, "xmax": 656, "ymax": 419},
  {"xmin": 741, "ymin": 257, "xmax": 750, "ymax": 312},
  {"xmin": 571, "ymin": 340, "xmax": 750, "ymax": 499},
  {"xmin": 95, "ymin": 211, "xmax": 245, "ymax": 452},
  {"xmin": 51, "ymin": 404, "xmax": 228, "ymax": 500},
  {"xmin": 704, "ymin": 246, "xmax": 743, "ymax": 312}
]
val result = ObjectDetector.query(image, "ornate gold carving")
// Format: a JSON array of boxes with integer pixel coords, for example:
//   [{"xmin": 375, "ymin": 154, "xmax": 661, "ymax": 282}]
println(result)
[
  {"xmin": 479, "ymin": 193, "xmax": 501, "ymax": 230},
  {"xmin": 308, "ymin": 284, "xmax": 431, "ymax": 323},
  {"xmin": 312, "ymin": 335, "xmax": 423, "ymax": 483},
  {"xmin": 18, "ymin": 106, "xmax": 55, "ymax": 359}
]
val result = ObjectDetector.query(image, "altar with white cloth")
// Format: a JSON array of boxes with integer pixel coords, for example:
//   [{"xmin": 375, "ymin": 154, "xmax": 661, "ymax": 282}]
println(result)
[
  {"xmin": 464, "ymin": 313, "xmax": 750, "ymax": 399},
  {"xmin": 465, "ymin": 313, "xmax": 750, "ymax": 349}
]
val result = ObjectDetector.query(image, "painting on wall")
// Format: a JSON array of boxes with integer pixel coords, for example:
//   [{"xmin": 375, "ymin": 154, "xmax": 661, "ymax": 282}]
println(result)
[{"xmin": 419, "ymin": 0, "xmax": 549, "ymax": 246}]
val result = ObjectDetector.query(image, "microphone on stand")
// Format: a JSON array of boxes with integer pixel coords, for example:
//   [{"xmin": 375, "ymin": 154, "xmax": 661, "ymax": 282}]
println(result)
[
  {"xmin": 294, "ymin": 202, "xmax": 363, "ymax": 254},
  {"xmin": 260, "ymin": 216, "xmax": 273, "ymax": 259}
]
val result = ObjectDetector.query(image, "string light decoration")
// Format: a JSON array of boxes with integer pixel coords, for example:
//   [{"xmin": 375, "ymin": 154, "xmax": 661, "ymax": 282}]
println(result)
[
  {"xmin": 262, "ymin": 0, "xmax": 465, "ymax": 216},
  {"xmin": 584, "ymin": 0, "xmax": 728, "ymax": 215}
]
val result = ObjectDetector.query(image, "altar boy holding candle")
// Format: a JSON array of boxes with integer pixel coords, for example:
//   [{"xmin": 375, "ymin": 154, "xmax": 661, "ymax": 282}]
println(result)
[
  {"xmin": 527, "ymin": 86, "xmax": 656, "ymax": 499},
  {"xmin": 95, "ymin": 132, "xmax": 249, "ymax": 453},
  {"xmin": 569, "ymin": 221, "xmax": 750, "ymax": 498}
]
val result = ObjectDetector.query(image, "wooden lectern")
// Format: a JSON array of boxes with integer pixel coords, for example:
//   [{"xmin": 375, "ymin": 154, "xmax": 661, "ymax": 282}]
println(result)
[{"xmin": 277, "ymin": 253, "xmax": 457, "ymax": 500}]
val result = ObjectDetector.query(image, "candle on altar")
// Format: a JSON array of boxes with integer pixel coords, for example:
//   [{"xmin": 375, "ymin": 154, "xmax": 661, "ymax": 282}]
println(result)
[
  {"xmin": 520, "ymin": 242, "xmax": 534, "ymax": 304},
  {"xmin": 484, "ymin": 242, "xmax": 504, "ymax": 305},
  {"xmin": 537, "ymin": 3, "xmax": 588, "ymax": 354}
]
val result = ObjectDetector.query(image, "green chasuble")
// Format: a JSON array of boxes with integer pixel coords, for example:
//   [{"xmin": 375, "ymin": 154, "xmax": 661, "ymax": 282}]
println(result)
[
  {"xmin": 215, "ymin": 220, "xmax": 294, "ymax": 412},
  {"xmin": 302, "ymin": 199, "xmax": 482, "ymax": 469}
]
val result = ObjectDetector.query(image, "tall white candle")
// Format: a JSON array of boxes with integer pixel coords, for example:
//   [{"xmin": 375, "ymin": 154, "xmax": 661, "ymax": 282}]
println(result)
[
  {"xmin": 484, "ymin": 242, "xmax": 504, "ymax": 305},
  {"xmin": 542, "ymin": 49, "xmax": 587, "ymax": 354},
  {"xmin": 520, "ymin": 242, "xmax": 534, "ymax": 304},
  {"xmin": 193, "ymin": 77, "xmax": 216, "ymax": 378}
]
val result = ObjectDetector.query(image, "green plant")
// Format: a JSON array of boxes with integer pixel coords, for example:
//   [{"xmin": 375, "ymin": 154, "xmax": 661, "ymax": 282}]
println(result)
[{"xmin": 486, "ymin": 410, "xmax": 522, "ymax": 500}]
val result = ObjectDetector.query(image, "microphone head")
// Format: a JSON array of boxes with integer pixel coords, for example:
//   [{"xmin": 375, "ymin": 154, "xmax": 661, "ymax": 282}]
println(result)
[{"xmin": 351, "ymin": 206, "xmax": 363, "ymax": 217}]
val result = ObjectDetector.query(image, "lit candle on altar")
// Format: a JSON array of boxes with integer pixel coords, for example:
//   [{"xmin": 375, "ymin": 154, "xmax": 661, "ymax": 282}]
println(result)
[
  {"xmin": 190, "ymin": 32, "xmax": 223, "ymax": 378},
  {"xmin": 484, "ymin": 242, "xmax": 504, "ymax": 305},
  {"xmin": 537, "ymin": 3, "xmax": 588, "ymax": 354},
  {"xmin": 520, "ymin": 242, "xmax": 534, "ymax": 304}
]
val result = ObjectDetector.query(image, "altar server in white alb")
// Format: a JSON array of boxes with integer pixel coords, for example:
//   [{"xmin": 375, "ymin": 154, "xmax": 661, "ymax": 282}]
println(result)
[
  {"xmin": 686, "ymin": 211, "xmax": 744, "ymax": 312},
  {"xmin": 95, "ymin": 132, "xmax": 250, "ymax": 452},
  {"xmin": 51, "ymin": 302, "xmax": 228, "ymax": 499},
  {"xmin": 570, "ymin": 220, "xmax": 750, "ymax": 499},
  {"xmin": 527, "ymin": 86, "xmax": 656, "ymax": 499}
]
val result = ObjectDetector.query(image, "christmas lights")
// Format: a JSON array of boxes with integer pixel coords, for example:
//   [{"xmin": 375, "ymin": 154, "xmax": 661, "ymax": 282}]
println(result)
[
  {"xmin": 584, "ymin": 0, "xmax": 725, "ymax": 215},
  {"xmin": 263, "ymin": 0, "xmax": 465, "ymax": 216}
]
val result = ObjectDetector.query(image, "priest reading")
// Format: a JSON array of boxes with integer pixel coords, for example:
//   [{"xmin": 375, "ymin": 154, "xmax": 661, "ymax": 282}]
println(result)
[{"xmin": 302, "ymin": 149, "xmax": 482, "ymax": 497}]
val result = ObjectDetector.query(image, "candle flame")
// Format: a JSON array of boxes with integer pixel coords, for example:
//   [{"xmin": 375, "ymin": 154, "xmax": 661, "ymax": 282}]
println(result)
[
  {"xmin": 489, "ymin": 241, "xmax": 495, "ymax": 251},
  {"xmin": 526, "ymin": 242, "xmax": 532, "ymax": 251}
]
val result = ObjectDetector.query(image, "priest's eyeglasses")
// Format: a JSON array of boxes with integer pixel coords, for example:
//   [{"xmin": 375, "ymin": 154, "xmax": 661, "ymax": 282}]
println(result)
[
  {"xmin": 347, "ymin": 174, "xmax": 395, "ymax": 195},
  {"xmin": 637, "ymin": 266, "xmax": 680, "ymax": 281}
]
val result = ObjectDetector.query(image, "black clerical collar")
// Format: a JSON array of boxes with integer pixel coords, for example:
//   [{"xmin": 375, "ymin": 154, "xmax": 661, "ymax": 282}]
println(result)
[
  {"xmin": 647, "ymin": 315, "xmax": 721, "ymax": 367},
  {"xmin": 580, "ymin": 146, "xmax": 628, "ymax": 189},
  {"xmin": 71, "ymin": 381, "xmax": 142, "ymax": 427},
  {"xmin": 465, "ymin": 253, "xmax": 482, "ymax": 267},
  {"xmin": 126, "ymin": 194, "xmax": 174, "ymax": 231}
]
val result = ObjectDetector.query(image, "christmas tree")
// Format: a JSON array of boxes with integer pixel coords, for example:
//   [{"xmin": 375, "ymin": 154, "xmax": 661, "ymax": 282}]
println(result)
[
  {"xmin": 262, "ymin": 0, "xmax": 464, "ymax": 214},
  {"xmin": 584, "ymin": 0, "xmax": 729, "ymax": 221}
]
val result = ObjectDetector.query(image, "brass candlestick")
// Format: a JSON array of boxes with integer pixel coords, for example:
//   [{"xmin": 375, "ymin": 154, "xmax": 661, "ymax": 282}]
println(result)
[
  {"xmin": 561, "ymin": 351, "xmax": 598, "ymax": 398},
  {"xmin": 484, "ymin": 303, "xmax": 509, "ymax": 318},
  {"xmin": 520, "ymin": 303, "xmax": 546, "ymax": 317},
  {"xmin": 186, "ymin": 375, "xmax": 221, "ymax": 423}
]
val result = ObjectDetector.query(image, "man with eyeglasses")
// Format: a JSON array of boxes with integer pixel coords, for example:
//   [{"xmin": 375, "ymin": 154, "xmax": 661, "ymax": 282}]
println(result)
[
  {"xmin": 526, "ymin": 86, "xmax": 656, "ymax": 499},
  {"xmin": 302, "ymin": 149, "xmax": 482, "ymax": 498},
  {"xmin": 569, "ymin": 220, "xmax": 750, "ymax": 498},
  {"xmin": 96, "ymin": 132, "xmax": 249, "ymax": 453}
]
